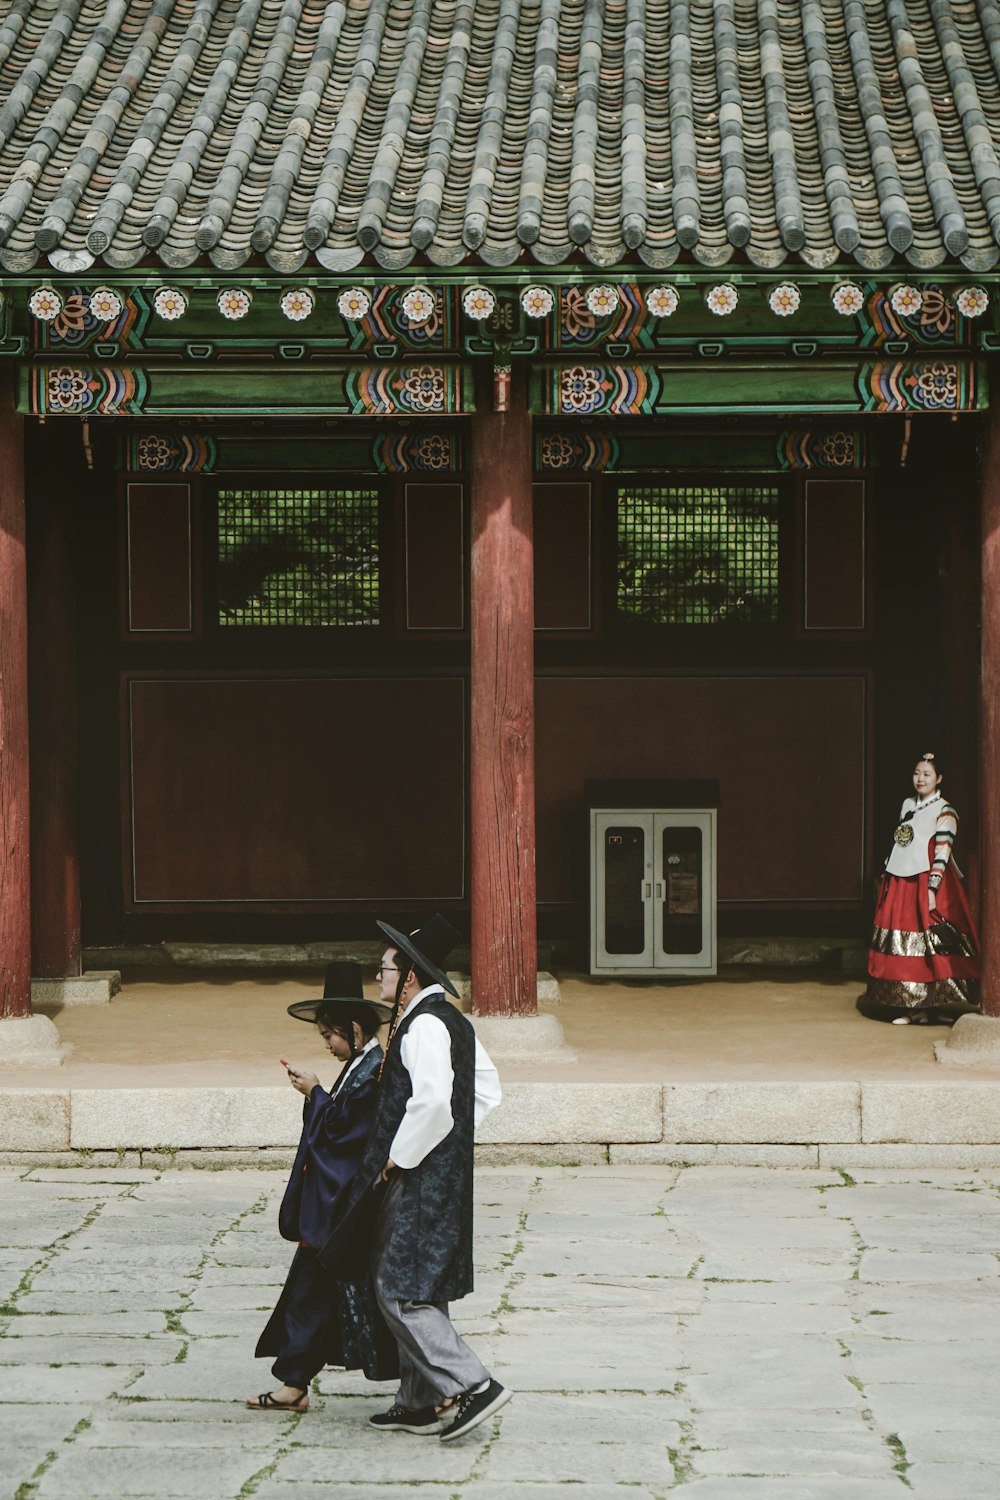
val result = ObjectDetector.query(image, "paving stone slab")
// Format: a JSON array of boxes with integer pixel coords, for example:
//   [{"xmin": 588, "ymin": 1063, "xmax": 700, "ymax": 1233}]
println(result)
[
  {"xmin": 477, "ymin": 1083, "xmax": 664, "ymax": 1144},
  {"xmin": 857, "ymin": 1248, "xmax": 1000, "ymax": 1282},
  {"xmin": 672, "ymin": 1484, "xmax": 912, "ymax": 1499},
  {"xmin": 0, "ymin": 1366, "xmax": 138, "ymax": 1402},
  {"xmin": 664, "ymin": 1082, "xmax": 861, "ymax": 1144},
  {"xmin": 33, "ymin": 1446, "xmax": 268, "ymax": 1497},
  {"xmin": 0, "ymin": 1335, "xmax": 183, "ymax": 1365},
  {"xmin": 0, "ymin": 1092, "xmax": 71, "ymax": 1153},
  {"xmin": 861, "ymin": 1081, "xmax": 1000, "ymax": 1144},
  {"xmin": 612, "ymin": 1142, "xmax": 822, "ymax": 1166},
  {"xmin": 70, "ymin": 1088, "xmax": 303, "ymax": 1150}
]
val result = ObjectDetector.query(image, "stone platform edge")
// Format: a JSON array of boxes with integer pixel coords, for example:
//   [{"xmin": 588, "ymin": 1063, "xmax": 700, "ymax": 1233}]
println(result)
[{"xmin": 6, "ymin": 1081, "xmax": 1000, "ymax": 1167}]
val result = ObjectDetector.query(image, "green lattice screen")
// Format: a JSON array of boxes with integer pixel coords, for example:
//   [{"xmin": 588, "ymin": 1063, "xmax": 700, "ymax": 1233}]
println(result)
[
  {"xmin": 617, "ymin": 485, "xmax": 780, "ymax": 625},
  {"xmin": 217, "ymin": 487, "xmax": 380, "ymax": 627}
]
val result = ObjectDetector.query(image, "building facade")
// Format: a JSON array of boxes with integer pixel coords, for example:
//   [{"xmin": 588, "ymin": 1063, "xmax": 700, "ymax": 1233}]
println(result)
[{"xmin": 0, "ymin": 0, "xmax": 998, "ymax": 1017}]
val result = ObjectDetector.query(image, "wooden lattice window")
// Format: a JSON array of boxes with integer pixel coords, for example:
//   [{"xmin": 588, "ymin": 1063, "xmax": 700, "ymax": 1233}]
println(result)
[
  {"xmin": 217, "ymin": 487, "xmax": 380, "ymax": 627},
  {"xmin": 617, "ymin": 484, "xmax": 780, "ymax": 625}
]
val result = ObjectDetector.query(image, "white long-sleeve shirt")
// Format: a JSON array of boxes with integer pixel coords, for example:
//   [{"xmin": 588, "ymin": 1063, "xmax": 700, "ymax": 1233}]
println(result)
[{"xmin": 388, "ymin": 985, "xmax": 502, "ymax": 1170}]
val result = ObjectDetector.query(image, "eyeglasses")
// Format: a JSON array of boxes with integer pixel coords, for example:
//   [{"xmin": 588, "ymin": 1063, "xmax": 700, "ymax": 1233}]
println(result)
[{"xmin": 375, "ymin": 964, "xmax": 399, "ymax": 978}]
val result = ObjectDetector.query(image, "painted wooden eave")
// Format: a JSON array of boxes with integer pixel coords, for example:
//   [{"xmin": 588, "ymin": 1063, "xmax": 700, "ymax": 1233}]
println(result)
[{"xmin": 3, "ymin": 0, "xmax": 1000, "ymax": 275}]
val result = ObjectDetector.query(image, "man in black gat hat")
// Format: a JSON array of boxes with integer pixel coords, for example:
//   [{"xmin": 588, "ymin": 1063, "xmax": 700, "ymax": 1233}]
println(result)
[{"xmin": 324, "ymin": 915, "xmax": 510, "ymax": 1442}]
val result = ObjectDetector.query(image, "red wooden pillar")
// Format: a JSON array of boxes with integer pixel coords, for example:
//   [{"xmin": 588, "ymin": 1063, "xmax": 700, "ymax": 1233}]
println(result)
[
  {"xmin": 469, "ymin": 362, "xmax": 538, "ymax": 1016},
  {"xmin": 981, "ymin": 402, "xmax": 1000, "ymax": 1017},
  {"xmin": 28, "ymin": 420, "xmax": 82, "ymax": 977},
  {"xmin": 0, "ymin": 371, "xmax": 31, "ymax": 1017}
]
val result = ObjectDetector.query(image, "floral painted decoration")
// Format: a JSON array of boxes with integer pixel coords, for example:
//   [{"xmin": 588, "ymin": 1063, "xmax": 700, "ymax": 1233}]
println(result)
[
  {"xmin": 646, "ymin": 285, "xmax": 679, "ymax": 318},
  {"xmin": 337, "ymin": 286, "xmax": 370, "ymax": 320},
  {"xmin": 706, "ymin": 283, "xmax": 739, "ymax": 316},
  {"xmin": 462, "ymin": 285, "xmax": 496, "ymax": 321},
  {"xmin": 586, "ymin": 284, "xmax": 619, "ymax": 318},
  {"xmin": 521, "ymin": 285, "xmax": 554, "ymax": 319},
  {"xmin": 153, "ymin": 287, "xmax": 188, "ymax": 320},
  {"xmin": 831, "ymin": 282, "xmax": 864, "ymax": 316},
  {"xmin": 956, "ymin": 286, "xmax": 989, "ymax": 319},
  {"xmin": 29, "ymin": 287, "xmax": 63, "ymax": 321},
  {"xmin": 401, "ymin": 286, "xmax": 435, "ymax": 325},
  {"xmin": 88, "ymin": 286, "xmax": 124, "ymax": 323},
  {"xmin": 768, "ymin": 283, "xmax": 800, "ymax": 317},
  {"xmin": 217, "ymin": 287, "xmax": 252, "ymax": 320},
  {"xmin": 280, "ymin": 287, "xmax": 315, "ymax": 321},
  {"xmin": 890, "ymin": 284, "xmax": 923, "ymax": 318}
]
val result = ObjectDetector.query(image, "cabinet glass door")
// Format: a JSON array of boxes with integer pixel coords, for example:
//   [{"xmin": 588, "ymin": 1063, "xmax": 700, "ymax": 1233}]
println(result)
[
  {"xmin": 594, "ymin": 814, "xmax": 653, "ymax": 967},
  {"xmin": 659, "ymin": 824, "xmax": 703, "ymax": 955}
]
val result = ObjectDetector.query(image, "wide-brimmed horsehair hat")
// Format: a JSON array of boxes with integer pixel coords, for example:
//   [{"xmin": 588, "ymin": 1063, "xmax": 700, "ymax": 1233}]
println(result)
[
  {"xmin": 375, "ymin": 913, "xmax": 462, "ymax": 997},
  {"xmin": 286, "ymin": 959, "xmax": 392, "ymax": 1028}
]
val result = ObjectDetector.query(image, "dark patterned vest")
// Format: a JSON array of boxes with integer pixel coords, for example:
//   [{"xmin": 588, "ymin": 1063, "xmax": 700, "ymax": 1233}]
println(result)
[{"xmin": 363, "ymin": 994, "xmax": 477, "ymax": 1303}]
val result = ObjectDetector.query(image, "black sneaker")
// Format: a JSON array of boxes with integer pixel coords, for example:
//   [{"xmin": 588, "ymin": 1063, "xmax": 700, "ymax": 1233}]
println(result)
[
  {"xmin": 439, "ymin": 1380, "xmax": 512, "ymax": 1442},
  {"xmin": 369, "ymin": 1403, "xmax": 444, "ymax": 1435}
]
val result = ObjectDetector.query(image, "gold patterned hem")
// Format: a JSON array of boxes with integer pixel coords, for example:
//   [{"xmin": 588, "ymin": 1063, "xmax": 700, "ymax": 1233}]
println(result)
[
  {"xmin": 871, "ymin": 926, "xmax": 929, "ymax": 958},
  {"xmin": 866, "ymin": 978, "xmax": 978, "ymax": 1011}
]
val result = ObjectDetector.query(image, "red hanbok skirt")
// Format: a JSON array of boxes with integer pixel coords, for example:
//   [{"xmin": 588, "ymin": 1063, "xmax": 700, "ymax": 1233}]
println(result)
[{"xmin": 866, "ymin": 864, "xmax": 980, "ymax": 1012}]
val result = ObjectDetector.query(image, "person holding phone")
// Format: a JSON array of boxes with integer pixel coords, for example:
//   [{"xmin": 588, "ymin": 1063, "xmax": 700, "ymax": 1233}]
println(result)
[{"xmin": 248, "ymin": 962, "xmax": 397, "ymax": 1410}]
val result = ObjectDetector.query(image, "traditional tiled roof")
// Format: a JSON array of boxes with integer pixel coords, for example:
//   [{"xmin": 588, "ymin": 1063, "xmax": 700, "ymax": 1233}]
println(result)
[{"xmin": 2, "ymin": 0, "xmax": 1000, "ymax": 274}]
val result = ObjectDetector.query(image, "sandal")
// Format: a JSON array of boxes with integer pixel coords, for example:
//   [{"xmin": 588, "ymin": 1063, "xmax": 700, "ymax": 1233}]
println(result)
[{"xmin": 246, "ymin": 1389, "xmax": 309, "ymax": 1411}]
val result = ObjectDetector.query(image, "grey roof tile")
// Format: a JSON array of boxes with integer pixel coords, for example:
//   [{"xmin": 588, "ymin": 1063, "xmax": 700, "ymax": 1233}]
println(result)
[{"xmin": 2, "ymin": 0, "xmax": 1000, "ymax": 271}]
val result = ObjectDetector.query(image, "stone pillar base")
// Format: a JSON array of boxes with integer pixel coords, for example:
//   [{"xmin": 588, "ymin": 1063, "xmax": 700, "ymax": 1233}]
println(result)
[
  {"xmin": 448, "ymin": 971, "xmax": 561, "ymax": 1007},
  {"xmin": 31, "ymin": 970, "xmax": 120, "ymax": 1007},
  {"xmin": 935, "ymin": 1013, "xmax": 1000, "ymax": 1065},
  {"xmin": 0, "ymin": 1014, "xmax": 66, "ymax": 1066},
  {"xmin": 471, "ymin": 1013, "xmax": 577, "ymax": 1065}
]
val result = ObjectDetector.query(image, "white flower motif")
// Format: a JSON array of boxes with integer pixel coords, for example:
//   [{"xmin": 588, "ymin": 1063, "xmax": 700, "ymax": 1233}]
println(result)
[
  {"xmin": 646, "ymin": 285, "xmax": 679, "ymax": 318},
  {"xmin": 88, "ymin": 287, "xmax": 124, "ymax": 322},
  {"xmin": 401, "ymin": 286, "xmax": 435, "ymax": 325},
  {"xmin": 768, "ymin": 282, "xmax": 800, "ymax": 317},
  {"xmin": 521, "ymin": 285, "xmax": 554, "ymax": 319},
  {"xmin": 153, "ymin": 287, "xmax": 188, "ymax": 321},
  {"xmin": 956, "ymin": 286, "xmax": 989, "ymax": 319},
  {"xmin": 890, "ymin": 284, "xmax": 923, "ymax": 318},
  {"xmin": 706, "ymin": 283, "xmax": 739, "ymax": 316},
  {"xmin": 831, "ymin": 282, "xmax": 864, "ymax": 316},
  {"xmin": 337, "ymin": 286, "xmax": 370, "ymax": 320},
  {"xmin": 29, "ymin": 287, "xmax": 63, "ymax": 322},
  {"xmin": 280, "ymin": 287, "xmax": 315, "ymax": 321},
  {"xmin": 462, "ymin": 285, "xmax": 496, "ymax": 321},
  {"xmin": 586, "ymin": 284, "xmax": 619, "ymax": 318},
  {"xmin": 217, "ymin": 287, "xmax": 252, "ymax": 320}
]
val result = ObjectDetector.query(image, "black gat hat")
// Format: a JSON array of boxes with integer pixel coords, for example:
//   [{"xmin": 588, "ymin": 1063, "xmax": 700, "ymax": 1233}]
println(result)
[
  {"xmin": 375, "ymin": 913, "xmax": 462, "ymax": 998},
  {"xmin": 286, "ymin": 959, "xmax": 392, "ymax": 1029}
]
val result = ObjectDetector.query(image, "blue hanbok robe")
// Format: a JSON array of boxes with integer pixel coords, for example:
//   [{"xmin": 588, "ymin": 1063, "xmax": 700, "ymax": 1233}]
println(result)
[{"xmin": 256, "ymin": 1043, "xmax": 398, "ymax": 1383}]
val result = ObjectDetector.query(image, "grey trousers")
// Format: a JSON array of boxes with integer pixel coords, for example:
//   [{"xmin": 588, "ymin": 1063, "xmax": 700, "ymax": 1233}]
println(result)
[{"xmin": 373, "ymin": 1174, "xmax": 490, "ymax": 1410}]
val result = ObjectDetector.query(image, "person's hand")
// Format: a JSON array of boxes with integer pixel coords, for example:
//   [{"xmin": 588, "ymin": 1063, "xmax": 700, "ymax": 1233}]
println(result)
[
  {"xmin": 381, "ymin": 1160, "xmax": 397, "ymax": 1182},
  {"xmin": 286, "ymin": 1066, "xmax": 319, "ymax": 1098},
  {"xmin": 928, "ymin": 888, "xmax": 937, "ymax": 913}
]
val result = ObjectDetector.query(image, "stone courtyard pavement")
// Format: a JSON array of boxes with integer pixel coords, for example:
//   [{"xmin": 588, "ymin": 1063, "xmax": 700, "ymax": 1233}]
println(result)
[{"xmin": 2, "ymin": 1165, "xmax": 999, "ymax": 1500}]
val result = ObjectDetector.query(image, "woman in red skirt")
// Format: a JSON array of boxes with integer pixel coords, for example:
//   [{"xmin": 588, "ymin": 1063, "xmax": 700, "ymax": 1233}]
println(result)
[{"xmin": 857, "ymin": 752, "xmax": 980, "ymax": 1025}]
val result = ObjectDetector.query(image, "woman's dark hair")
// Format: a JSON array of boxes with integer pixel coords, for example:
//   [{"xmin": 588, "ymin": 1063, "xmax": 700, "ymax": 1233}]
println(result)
[
  {"xmin": 315, "ymin": 1002, "xmax": 378, "ymax": 1040},
  {"xmin": 915, "ymin": 751, "xmax": 943, "ymax": 778}
]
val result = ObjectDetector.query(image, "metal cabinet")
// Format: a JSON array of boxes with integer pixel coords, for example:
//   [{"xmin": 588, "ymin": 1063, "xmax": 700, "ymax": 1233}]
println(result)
[{"xmin": 587, "ymin": 781, "xmax": 719, "ymax": 977}]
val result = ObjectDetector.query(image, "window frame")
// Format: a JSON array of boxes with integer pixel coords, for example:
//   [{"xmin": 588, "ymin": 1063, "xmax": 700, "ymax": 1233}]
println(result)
[
  {"xmin": 607, "ymin": 473, "xmax": 794, "ymax": 635},
  {"xmin": 206, "ymin": 474, "xmax": 391, "ymax": 635}
]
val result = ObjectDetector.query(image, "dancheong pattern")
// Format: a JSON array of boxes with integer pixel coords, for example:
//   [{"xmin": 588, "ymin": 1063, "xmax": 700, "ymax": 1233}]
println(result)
[
  {"xmin": 33, "ymin": 365, "xmax": 147, "ymax": 416},
  {"xmin": 858, "ymin": 361, "xmax": 980, "ymax": 413},
  {"xmin": 345, "ymin": 365, "xmax": 465, "ymax": 416},
  {"xmin": 128, "ymin": 433, "xmax": 218, "ymax": 473}
]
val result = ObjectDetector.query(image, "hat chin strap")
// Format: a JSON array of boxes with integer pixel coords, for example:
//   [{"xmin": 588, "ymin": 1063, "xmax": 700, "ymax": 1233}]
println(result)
[{"xmin": 379, "ymin": 967, "xmax": 411, "ymax": 1079}]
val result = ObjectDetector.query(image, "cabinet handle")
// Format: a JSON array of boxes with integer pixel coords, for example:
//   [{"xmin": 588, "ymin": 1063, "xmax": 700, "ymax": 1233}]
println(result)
[
  {"xmin": 654, "ymin": 881, "xmax": 665, "ymax": 900},
  {"xmin": 642, "ymin": 881, "xmax": 652, "ymax": 899}
]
